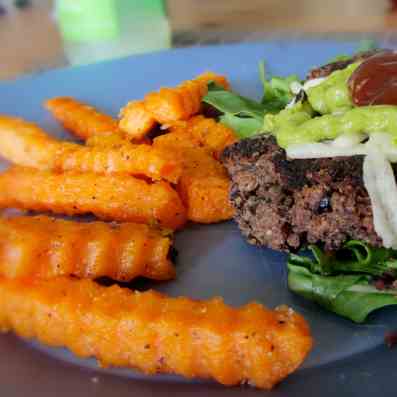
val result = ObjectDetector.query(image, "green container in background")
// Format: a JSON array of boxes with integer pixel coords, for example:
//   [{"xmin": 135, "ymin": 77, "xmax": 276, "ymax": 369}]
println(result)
[{"xmin": 56, "ymin": 0, "xmax": 171, "ymax": 65}]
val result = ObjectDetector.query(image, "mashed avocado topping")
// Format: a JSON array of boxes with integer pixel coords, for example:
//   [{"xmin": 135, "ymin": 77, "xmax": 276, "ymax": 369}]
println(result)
[
  {"xmin": 268, "ymin": 105, "xmax": 397, "ymax": 148},
  {"xmin": 305, "ymin": 62, "xmax": 358, "ymax": 114},
  {"xmin": 263, "ymin": 60, "xmax": 397, "ymax": 149}
]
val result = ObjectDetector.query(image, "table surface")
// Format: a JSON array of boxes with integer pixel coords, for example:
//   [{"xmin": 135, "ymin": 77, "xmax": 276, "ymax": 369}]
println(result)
[{"xmin": 2, "ymin": 0, "xmax": 397, "ymax": 80}]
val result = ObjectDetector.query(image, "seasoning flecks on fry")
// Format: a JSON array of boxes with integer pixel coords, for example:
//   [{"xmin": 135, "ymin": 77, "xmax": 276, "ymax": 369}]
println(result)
[
  {"xmin": 0, "ymin": 215, "xmax": 175, "ymax": 281},
  {"xmin": 45, "ymin": 97, "xmax": 120, "ymax": 140},
  {"xmin": 0, "ymin": 277, "xmax": 313, "ymax": 389},
  {"xmin": 0, "ymin": 115, "xmax": 182, "ymax": 183},
  {"xmin": 0, "ymin": 166, "xmax": 187, "ymax": 230}
]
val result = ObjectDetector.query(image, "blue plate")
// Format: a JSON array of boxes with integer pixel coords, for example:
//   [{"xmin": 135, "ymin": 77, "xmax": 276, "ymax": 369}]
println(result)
[{"xmin": 1, "ymin": 40, "xmax": 396, "ymax": 397}]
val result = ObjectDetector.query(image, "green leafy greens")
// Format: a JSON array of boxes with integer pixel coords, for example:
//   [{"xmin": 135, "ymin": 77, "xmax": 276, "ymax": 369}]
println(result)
[
  {"xmin": 288, "ymin": 242, "xmax": 397, "ymax": 323},
  {"xmin": 203, "ymin": 65, "xmax": 300, "ymax": 138}
]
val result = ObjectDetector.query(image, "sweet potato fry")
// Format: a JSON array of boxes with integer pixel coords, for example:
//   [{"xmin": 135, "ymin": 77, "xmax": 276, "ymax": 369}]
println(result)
[
  {"xmin": 0, "ymin": 114, "xmax": 61, "ymax": 169},
  {"xmin": 85, "ymin": 131, "xmax": 131, "ymax": 147},
  {"xmin": 119, "ymin": 72, "xmax": 230, "ymax": 138},
  {"xmin": 59, "ymin": 143, "xmax": 182, "ymax": 183},
  {"xmin": 119, "ymin": 101, "xmax": 157, "ymax": 140},
  {"xmin": 0, "ymin": 116, "xmax": 182, "ymax": 183},
  {"xmin": 154, "ymin": 133, "xmax": 234, "ymax": 223},
  {"xmin": 0, "ymin": 167, "xmax": 186, "ymax": 230},
  {"xmin": 0, "ymin": 276, "xmax": 313, "ymax": 389},
  {"xmin": 169, "ymin": 115, "xmax": 238, "ymax": 159},
  {"xmin": 85, "ymin": 132, "xmax": 151, "ymax": 147},
  {"xmin": 145, "ymin": 72, "xmax": 229, "ymax": 124},
  {"xmin": 177, "ymin": 175, "xmax": 234, "ymax": 224},
  {"xmin": 45, "ymin": 97, "xmax": 120, "ymax": 140},
  {"xmin": 0, "ymin": 215, "xmax": 175, "ymax": 281}
]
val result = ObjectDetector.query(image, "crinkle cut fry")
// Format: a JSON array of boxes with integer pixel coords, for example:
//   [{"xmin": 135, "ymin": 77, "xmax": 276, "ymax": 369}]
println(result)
[
  {"xmin": 85, "ymin": 131, "xmax": 131, "ymax": 147},
  {"xmin": 119, "ymin": 101, "xmax": 157, "ymax": 140},
  {"xmin": 154, "ymin": 133, "xmax": 234, "ymax": 223},
  {"xmin": 119, "ymin": 72, "xmax": 230, "ymax": 139},
  {"xmin": 145, "ymin": 72, "xmax": 230, "ymax": 124},
  {"xmin": 0, "ymin": 115, "xmax": 182, "ymax": 183},
  {"xmin": 45, "ymin": 97, "xmax": 120, "ymax": 140},
  {"xmin": 59, "ymin": 143, "xmax": 182, "ymax": 183},
  {"xmin": 177, "ymin": 174, "xmax": 234, "ymax": 224},
  {"xmin": 85, "ymin": 132, "xmax": 152, "ymax": 147},
  {"xmin": 0, "ymin": 277, "xmax": 313, "ymax": 389},
  {"xmin": 0, "ymin": 215, "xmax": 175, "ymax": 281},
  {"xmin": 0, "ymin": 166, "xmax": 186, "ymax": 230},
  {"xmin": 169, "ymin": 115, "xmax": 238, "ymax": 159}
]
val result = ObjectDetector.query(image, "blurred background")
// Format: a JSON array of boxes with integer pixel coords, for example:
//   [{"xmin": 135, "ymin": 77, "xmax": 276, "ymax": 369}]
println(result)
[{"xmin": 1, "ymin": 0, "xmax": 396, "ymax": 80}]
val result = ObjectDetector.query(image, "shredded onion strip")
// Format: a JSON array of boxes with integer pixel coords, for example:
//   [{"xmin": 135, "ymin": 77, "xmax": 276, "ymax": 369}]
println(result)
[{"xmin": 363, "ymin": 152, "xmax": 396, "ymax": 248}]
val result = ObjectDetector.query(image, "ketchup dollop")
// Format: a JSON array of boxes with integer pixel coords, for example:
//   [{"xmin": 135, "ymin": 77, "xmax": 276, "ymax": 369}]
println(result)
[{"xmin": 348, "ymin": 50, "xmax": 397, "ymax": 106}]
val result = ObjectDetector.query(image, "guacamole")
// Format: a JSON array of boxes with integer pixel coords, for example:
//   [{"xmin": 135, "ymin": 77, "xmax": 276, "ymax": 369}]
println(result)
[
  {"xmin": 306, "ymin": 62, "xmax": 358, "ymax": 114},
  {"xmin": 266, "ymin": 104, "xmax": 397, "ymax": 148},
  {"xmin": 264, "ymin": 61, "xmax": 397, "ymax": 148}
]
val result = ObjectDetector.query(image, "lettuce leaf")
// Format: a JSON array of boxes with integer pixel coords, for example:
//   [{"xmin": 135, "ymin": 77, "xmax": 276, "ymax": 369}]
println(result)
[
  {"xmin": 287, "ymin": 242, "xmax": 397, "ymax": 323},
  {"xmin": 219, "ymin": 113, "xmax": 263, "ymax": 139},
  {"xmin": 203, "ymin": 65, "xmax": 301, "ymax": 138},
  {"xmin": 259, "ymin": 61, "xmax": 299, "ymax": 108}
]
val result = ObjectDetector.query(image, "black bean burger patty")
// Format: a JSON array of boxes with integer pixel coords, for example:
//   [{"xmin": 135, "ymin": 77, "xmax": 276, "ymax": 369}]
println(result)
[{"xmin": 221, "ymin": 135, "xmax": 382, "ymax": 252}]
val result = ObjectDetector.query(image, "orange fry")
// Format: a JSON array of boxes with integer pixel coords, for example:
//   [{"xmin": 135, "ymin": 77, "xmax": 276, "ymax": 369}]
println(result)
[
  {"xmin": 119, "ymin": 101, "xmax": 157, "ymax": 140},
  {"xmin": 85, "ymin": 132, "xmax": 151, "ymax": 147},
  {"xmin": 177, "ymin": 175, "xmax": 234, "ymax": 224},
  {"xmin": 145, "ymin": 72, "xmax": 229, "ymax": 124},
  {"xmin": 169, "ymin": 115, "xmax": 238, "ymax": 159},
  {"xmin": 85, "ymin": 131, "xmax": 131, "ymax": 147},
  {"xmin": 60, "ymin": 143, "xmax": 182, "ymax": 183},
  {"xmin": 0, "ymin": 116, "xmax": 182, "ymax": 183},
  {"xmin": 0, "ymin": 216, "xmax": 175, "ymax": 281},
  {"xmin": 0, "ymin": 277, "xmax": 313, "ymax": 389},
  {"xmin": 45, "ymin": 97, "xmax": 120, "ymax": 140},
  {"xmin": 0, "ymin": 167, "xmax": 186, "ymax": 230},
  {"xmin": 119, "ymin": 72, "xmax": 230, "ymax": 139},
  {"xmin": 154, "ymin": 133, "xmax": 234, "ymax": 223}
]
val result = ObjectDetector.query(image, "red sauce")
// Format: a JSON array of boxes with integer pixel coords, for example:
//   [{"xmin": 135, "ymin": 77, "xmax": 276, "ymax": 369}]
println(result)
[{"xmin": 348, "ymin": 50, "xmax": 397, "ymax": 106}]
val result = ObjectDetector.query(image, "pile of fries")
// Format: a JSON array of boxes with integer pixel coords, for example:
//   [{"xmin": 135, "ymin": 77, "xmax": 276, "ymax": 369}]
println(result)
[{"xmin": 0, "ymin": 72, "xmax": 312, "ymax": 389}]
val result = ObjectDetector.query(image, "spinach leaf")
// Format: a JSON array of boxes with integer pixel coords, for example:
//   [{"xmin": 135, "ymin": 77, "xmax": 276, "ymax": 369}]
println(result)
[
  {"xmin": 295, "ymin": 242, "xmax": 397, "ymax": 277},
  {"xmin": 203, "ymin": 83, "xmax": 267, "ymax": 138},
  {"xmin": 287, "ymin": 241, "xmax": 397, "ymax": 323},
  {"xmin": 259, "ymin": 61, "xmax": 299, "ymax": 108},
  {"xmin": 288, "ymin": 262, "xmax": 397, "ymax": 323},
  {"xmin": 203, "ymin": 65, "xmax": 300, "ymax": 139},
  {"xmin": 204, "ymin": 84, "xmax": 266, "ymax": 121},
  {"xmin": 219, "ymin": 113, "xmax": 263, "ymax": 139}
]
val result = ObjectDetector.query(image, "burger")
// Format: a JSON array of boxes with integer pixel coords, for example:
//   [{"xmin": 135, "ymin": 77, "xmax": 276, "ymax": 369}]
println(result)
[{"xmin": 205, "ymin": 48, "xmax": 397, "ymax": 322}]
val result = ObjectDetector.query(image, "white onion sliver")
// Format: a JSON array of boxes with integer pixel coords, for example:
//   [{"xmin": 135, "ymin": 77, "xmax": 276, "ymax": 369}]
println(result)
[
  {"xmin": 302, "ymin": 77, "xmax": 326, "ymax": 91},
  {"xmin": 332, "ymin": 133, "xmax": 367, "ymax": 148},
  {"xmin": 286, "ymin": 142, "xmax": 366, "ymax": 159},
  {"xmin": 363, "ymin": 154, "xmax": 396, "ymax": 248},
  {"xmin": 370, "ymin": 133, "xmax": 397, "ymax": 162},
  {"xmin": 372, "ymin": 151, "xmax": 397, "ymax": 240}
]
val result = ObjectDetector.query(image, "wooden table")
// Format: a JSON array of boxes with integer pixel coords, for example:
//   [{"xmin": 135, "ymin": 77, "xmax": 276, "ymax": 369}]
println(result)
[{"xmin": 1, "ymin": 0, "xmax": 397, "ymax": 80}]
